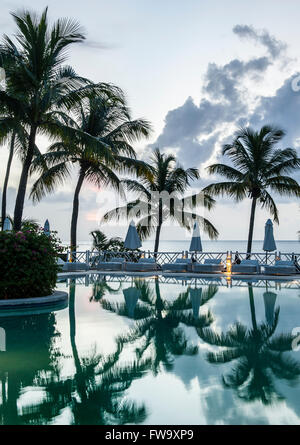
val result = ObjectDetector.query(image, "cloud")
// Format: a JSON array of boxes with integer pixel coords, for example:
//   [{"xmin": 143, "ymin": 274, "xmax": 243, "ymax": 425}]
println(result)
[
  {"xmin": 79, "ymin": 40, "xmax": 117, "ymax": 50},
  {"xmin": 250, "ymin": 74, "xmax": 300, "ymax": 147},
  {"xmin": 150, "ymin": 24, "xmax": 285, "ymax": 170},
  {"xmin": 233, "ymin": 24, "xmax": 286, "ymax": 59}
]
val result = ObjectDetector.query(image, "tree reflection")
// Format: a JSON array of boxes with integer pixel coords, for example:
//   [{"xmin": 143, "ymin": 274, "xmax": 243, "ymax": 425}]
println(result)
[
  {"xmin": 101, "ymin": 278, "xmax": 217, "ymax": 374},
  {"xmin": 35, "ymin": 279, "xmax": 148, "ymax": 425},
  {"xmin": 0, "ymin": 312, "xmax": 60, "ymax": 424},
  {"xmin": 197, "ymin": 284, "xmax": 300, "ymax": 405},
  {"xmin": 90, "ymin": 276, "xmax": 122, "ymax": 302}
]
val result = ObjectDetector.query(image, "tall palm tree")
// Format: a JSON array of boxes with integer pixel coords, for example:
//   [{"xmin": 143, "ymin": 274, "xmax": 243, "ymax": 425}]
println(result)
[
  {"xmin": 30, "ymin": 95, "xmax": 151, "ymax": 254},
  {"xmin": 103, "ymin": 148, "xmax": 218, "ymax": 253},
  {"xmin": 203, "ymin": 126, "xmax": 300, "ymax": 254},
  {"xmin": 0, "ymin": 8, "xmax": 120, "ymax": 230},
  {"xmin": 197, "ymin": 284, "xmax": 300, "ymax": 405}
]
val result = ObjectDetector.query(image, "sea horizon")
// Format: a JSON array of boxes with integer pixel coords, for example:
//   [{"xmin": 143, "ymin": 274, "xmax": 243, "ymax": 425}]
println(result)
[{"xmin": 67, "ymin": 239, "xmax": 300, "ymax": 253}]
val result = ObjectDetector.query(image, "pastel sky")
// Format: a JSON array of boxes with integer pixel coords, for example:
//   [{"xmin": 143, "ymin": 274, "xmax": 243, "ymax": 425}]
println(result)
[{"xmin": 1, "ymin": 0, "xmax": 300, "ymax": 244}]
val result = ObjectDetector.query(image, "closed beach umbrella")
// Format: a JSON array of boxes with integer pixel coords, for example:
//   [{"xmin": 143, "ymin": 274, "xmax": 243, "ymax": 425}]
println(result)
[
  {"xmin": 124, "ymin": 220, "xmax": 142, "ymax": 249},
  {"xmin": 263, "ymin": 219, "xmax": 276, "ymax": 252},
  {"xmin": 3, "ymin": 217, "xmax": 12, "ymax": 232},
  {"xmin": 263, "ymin": 290, "xmax": 277, "ymax": 326},
  {"xmin": 189, "ymin": 287, "xmax": 202, "ymax": 318},
  {"xmin": 44, "ymin": 219, "xmax": 50, "ymax": 236},
  {"xmin": 263, "ymin": 219, "xmax": 276, "ymax": 263},
  {"xmin": 123, "ymin": 287, "xmax": 141, "ymax": 318},
  {"xmin": 189, "ymin": 221, "xmax": 202, "ymax": 252}
]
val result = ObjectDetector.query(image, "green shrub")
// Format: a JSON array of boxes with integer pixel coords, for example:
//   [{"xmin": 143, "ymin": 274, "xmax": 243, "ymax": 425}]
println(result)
[{"xmin": 0, "ymin": 228, "xmax": 63, "ymax": 299}]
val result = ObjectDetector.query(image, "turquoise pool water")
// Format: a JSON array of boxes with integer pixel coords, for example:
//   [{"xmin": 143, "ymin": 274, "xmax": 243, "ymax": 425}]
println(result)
[{"xmin": 0, "ymin": 275, "xmax": 300, "ymax": 425}]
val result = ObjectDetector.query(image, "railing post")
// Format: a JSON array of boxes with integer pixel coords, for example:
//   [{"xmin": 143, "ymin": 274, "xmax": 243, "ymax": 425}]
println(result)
[{"xmin": 86, "ymin": 250, "xmax": 90, "ymax": 266}]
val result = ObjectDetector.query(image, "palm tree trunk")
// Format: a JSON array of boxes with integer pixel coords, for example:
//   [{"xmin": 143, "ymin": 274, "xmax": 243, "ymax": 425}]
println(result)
[
  {"xmin": 154, "ymin": 224, "xmax": 162, "ymax": 254},
  {"xmin": 1, "ymin": 134, "xmax": 15, "ymax": 229},
  {"xmin": 13, "ymin": 126, "xmax": 37, "ymax": 231},
  {"xmin": 70, "ymin": 169, "xmax": 85, "ymax": 257},
  {"xmin": 246, "ymin": 197, "xmax": 257, "ymax": 256},
  {"xmin": 154, "ymin": 200, "xmax": 163, "ymax": 255}
]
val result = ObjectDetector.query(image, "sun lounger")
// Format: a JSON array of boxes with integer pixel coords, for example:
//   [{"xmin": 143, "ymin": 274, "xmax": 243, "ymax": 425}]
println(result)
[
  {"xmin": 264, "ymin": 260, "xmax": 298, "ymax": 276},
  {"xmin": 57, "ymin": 257, "xmax": 68, "ymax": 271},
  {"xmin": 232, "ymin": 259, "xmax": 260, "ymax": 274},
  {"xmin": 62, "ymin": 261, "xmax": 89, "ymax": 272},
  {"xmin": 96, "ymin": 257, "xmax": 125, "ymax": 271},
  {"xmin": 162, "ymin": 258, "xmax": 192, "ymax": 273},
  {"xmin": 193, "ymin": 258, "xmax": 224, "ymax": 274},
  {"xmin": 125, "ymin": 257, "xmax": 159, "ymax": 272}
]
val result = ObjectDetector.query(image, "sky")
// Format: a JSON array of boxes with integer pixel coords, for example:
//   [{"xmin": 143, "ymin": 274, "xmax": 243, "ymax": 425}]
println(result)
[{"xmin": 0, "ymin": 0, "xmax": 300, "ymax": 244}]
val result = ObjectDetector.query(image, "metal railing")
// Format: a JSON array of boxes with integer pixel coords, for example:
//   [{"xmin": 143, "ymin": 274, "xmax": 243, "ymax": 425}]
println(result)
[{"xmin": 66, "ymin": 249, "xmax": 300, "ymax": 267}]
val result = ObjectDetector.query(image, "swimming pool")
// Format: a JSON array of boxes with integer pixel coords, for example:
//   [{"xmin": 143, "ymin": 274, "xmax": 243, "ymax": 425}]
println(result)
[{"xmin": 0, "ymin": 275, "xmax": 300, "ymax": 425}]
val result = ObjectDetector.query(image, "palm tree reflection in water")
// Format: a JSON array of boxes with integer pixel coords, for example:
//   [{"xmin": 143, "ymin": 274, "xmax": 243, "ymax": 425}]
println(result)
[
  {"xmin": 65, "ymin": 279, "xmax": 148, "ymax": 424},
  {"xmin": 197, "ymin": 283, "xmax": 300, "ymax": 405},
  {"xmin": 100, "ymin": 278, "xmax": 217, "ymax": 375},
  {"xmin": 0, "ymin": 280, "xmax": 149, "ymax": 425}
]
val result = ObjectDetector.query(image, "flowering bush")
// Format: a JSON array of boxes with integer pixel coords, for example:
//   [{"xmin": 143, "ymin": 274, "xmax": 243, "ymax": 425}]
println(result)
[{"xmin": 0, "ymin": 228, "xmax": 64, "ymax": 299}]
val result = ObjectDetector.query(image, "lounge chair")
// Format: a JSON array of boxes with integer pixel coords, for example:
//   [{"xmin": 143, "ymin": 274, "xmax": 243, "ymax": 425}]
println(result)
[
  {"xmin": 96, "ymin": 257, "xmax": 125, "ymax": 271},
  {"xmin": 62, "ymin": 261, "xmax": 89, "ymax": 272},
  {"xmin": 125, "ymin": 257, "xmax": 159, "ymax": 272},
  {"xmin": 264, "ymin": 260, "xmax": 298, "ymax": 276},
  {"xmin": 57, "ymin": 257, "xmax": 68, "ymax": 272},
  {"xmin": 193, "ymin": 258, "xmax": 224, "ymax": 274},
  {"xmin": 232, "ymin": 259, "xmax": 260, "ymax": 275},
  {"xmin": 162, "ymin": 258, "xmax": 192, "ymax": 273}
]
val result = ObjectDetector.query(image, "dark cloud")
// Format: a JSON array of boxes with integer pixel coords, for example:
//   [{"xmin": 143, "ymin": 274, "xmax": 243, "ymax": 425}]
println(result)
[
  {"xmin": 250, "ymin": 74, "xmax": 300, "ymax": 148},
  {"xmin": 233, "ymin": 24, "xmax": 286, "ymax": 59},
  {"xmin": 149, "ymin": 25, "xmax": 291, "ymax": 174}
]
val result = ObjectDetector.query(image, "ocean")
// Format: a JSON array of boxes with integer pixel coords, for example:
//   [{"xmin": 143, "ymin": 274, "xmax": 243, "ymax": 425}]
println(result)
[{"xmin": 70, "ymin": 239, "xmax": 300, "ymax": 253}]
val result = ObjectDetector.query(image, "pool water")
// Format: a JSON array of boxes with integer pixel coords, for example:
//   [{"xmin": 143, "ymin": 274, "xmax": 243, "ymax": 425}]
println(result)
[{"xmin": 0, "ymin": 275, "xmax": 300, "ymax": 425}]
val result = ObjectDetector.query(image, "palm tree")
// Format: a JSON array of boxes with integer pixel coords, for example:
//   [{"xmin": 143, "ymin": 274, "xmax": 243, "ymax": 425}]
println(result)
[
  {"xmin": 203, "ymin": 126, "xmax": 300, "ymax": 254},
  {"xmin": 30, "ymin": 95, "xmax": 151, "ymax": 254},
  {"xmin": 101, "ymin": 278, "xmax": 216, "ymax": 374},
  {"xmin": 103, "ymin": 148, "xmax": 218, "ymax": 253},
  {"xmin": 0, "ymin": 8, "xmax": 120, "ymax": 230},
  {"xmin": 90, "ymin": 229, "xmax": 124, "ymax": 252},
  {"xmin": 197, "ymin": 284, "xmax": 300, "ymax": 405}
]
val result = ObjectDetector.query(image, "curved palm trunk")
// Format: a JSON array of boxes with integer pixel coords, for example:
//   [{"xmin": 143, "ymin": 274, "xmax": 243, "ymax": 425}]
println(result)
[
  {"xmin": 13, "ymin": 126, "xmax": 37, "ymax": 231},
  {"xmin": 246, "ymin": 197, "xmax": 257, "ymax": 256},
  {"xmin": 1, "ymin": 134, "xmax": 15, "ymax": 229},
  {"xmin": 70, "ymin": 169, "xmax": 85, "ymax": 257}
]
